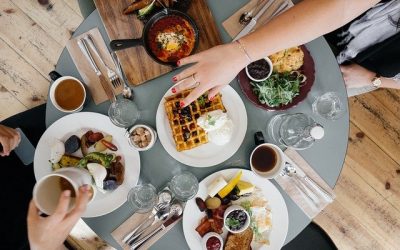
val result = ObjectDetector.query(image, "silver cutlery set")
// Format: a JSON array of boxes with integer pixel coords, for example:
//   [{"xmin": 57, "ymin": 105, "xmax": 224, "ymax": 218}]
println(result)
[
  {"xmin": 281, "ymin": 162, "xmax": 334, "ymax": 210},
  {"xmin": 123, "ymin": 190, "xmax": 183, "ymax": 250},
  {"xmin": 234, "ymin": 0, "xmax": 290, "ymax": 41},
  {"xmin": 77, "ymin": 34, "xmax": 134, "ymax": 102}
]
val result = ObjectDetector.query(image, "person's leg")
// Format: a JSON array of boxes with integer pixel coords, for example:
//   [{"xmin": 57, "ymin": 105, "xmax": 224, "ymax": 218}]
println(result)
[
  {"xmin": 0, "ymin": 104, "xmax": 46, "ymax": 250},
  {"xmin": 78, "ymin": 0, "xmax": 96, "ymax": 19}
]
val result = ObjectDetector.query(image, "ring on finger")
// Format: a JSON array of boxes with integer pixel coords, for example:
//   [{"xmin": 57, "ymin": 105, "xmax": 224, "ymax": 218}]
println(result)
[{"xmin": 191, "ymin": 74, "xmax": 200, "ymax": 88}]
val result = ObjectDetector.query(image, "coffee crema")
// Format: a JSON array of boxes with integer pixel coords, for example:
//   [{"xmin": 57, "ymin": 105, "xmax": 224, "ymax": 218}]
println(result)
[
  {"xmin": 54, "ymin": 79, "xmax": 84, "ymax": 111},
  {"xmin": 251, "ymin": 146, "xmax": 278, "ymax": 173}
]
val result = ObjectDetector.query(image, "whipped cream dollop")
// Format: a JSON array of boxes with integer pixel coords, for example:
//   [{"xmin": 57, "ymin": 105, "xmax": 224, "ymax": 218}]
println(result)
[{"xmin": 197, "ymin": 110, "xmax": 234, "ymax": 145}]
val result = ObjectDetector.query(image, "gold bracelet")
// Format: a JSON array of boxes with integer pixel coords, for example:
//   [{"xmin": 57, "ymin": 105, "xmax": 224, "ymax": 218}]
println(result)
[{"xmin": 235, "ymin": 39, "xmax": 252, "ymax": 63}]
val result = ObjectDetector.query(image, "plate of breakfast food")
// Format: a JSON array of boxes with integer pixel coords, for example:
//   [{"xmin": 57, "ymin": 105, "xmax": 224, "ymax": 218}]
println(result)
[
  {"xmin": 34, "ymin": 112, "xmax": 140, "ymax": 217},
  {"xmin": 238, "ymin": 45, "xmax": 315, "ymax": 111},
  {"xmin": 156, "ymin": 86, "xmax": 247, "ymax": 167},
  {"xmin": 183, "ymin": 169, "xmax": 289, "ymax": 250}
]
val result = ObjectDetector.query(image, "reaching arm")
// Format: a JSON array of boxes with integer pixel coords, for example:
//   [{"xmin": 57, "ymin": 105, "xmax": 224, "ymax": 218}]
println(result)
[
  {"xmin": 242, "ymin": 0, "xmax": 381, "ymax": 60},
  {"xmin": 173, "ymin": 0, "xmax": 380, "ymax": 106}
]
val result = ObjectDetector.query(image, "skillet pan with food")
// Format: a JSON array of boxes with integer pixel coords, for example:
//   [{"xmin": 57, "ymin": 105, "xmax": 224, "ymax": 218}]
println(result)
[{"xmin": 110, "ymin": 9, "xmax": 199, "ymax": 66}]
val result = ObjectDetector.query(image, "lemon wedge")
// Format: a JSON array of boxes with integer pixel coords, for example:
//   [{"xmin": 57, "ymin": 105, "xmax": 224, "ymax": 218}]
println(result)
[{"xmin": 218, "ymin": 170, "xmax": 243, "ymax": 198}]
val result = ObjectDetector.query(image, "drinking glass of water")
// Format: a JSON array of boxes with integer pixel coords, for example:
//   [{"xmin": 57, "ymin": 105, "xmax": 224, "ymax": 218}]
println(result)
[
  {"xmin": 108, "ymin": 98, "xmax": 140, "ymax": 128},
  {"xmin": 127, "ymin": 183, "xmax": 157, "ymax": 213},
  {"xmin": 169, "ymin": 171, "xmax": 199, "ymax": 202},
  {"xmin": 312, "ymin": 92, "xmax": 346, "ymax": 120}
]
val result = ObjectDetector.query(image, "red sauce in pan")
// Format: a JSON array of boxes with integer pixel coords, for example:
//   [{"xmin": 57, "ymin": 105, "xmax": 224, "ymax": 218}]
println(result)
[{"xmin": 147, "ymin": 15, "xmax": 196, "ymax": 63}]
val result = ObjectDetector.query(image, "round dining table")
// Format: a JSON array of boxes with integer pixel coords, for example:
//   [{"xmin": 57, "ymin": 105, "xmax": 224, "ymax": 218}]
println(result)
[{"xmin": 46, "ymin": 1, "xmax": 349, "ymax": 249}]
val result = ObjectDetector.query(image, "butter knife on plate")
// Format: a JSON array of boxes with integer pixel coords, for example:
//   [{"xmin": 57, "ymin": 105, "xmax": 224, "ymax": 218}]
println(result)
[
  {"xmin": 77, "ymin": 38, "xmax": 116, "ymax": 103},
  {"xmin": 129, "ymin": 214, "xmax": 182, "ymax": 250}
]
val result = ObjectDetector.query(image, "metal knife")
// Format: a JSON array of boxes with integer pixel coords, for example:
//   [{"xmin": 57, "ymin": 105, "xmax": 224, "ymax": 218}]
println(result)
[
  {"xmin": 129, "ymin": 214, "xmax": 182, "ymax": 249},
  {"xmin": 77, "ymin": 38, "xmax": 116, "ymax": 103},
  {"xmin": 233, "ymin": 0, "xmax": 275, "ymax": 41}
]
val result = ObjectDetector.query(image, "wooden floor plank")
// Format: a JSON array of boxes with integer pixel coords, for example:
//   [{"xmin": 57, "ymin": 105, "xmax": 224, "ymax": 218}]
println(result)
[
  {"xmin": 314, "ymin": 201, "xmax": 385, "ymax": 250},
  {"xmin": 333, "ymin": 166, "xmax": 400, "ymax": 249},
  {"xmin": 371, "ymin": 89, "xmax": 400, "ymax": 121},
  {"xmin": 11, "ymin": 0, "xmax": 83, "ymax": 45},
  {"xmin": 0, "ymin": 39, "xmax": 49, "ymax": 108},
  {"xmin": 0, "ymin": 85, "xmax": 27, "ymax": 121},
  {"xmin": 0, "ymin": 0, "xmax": 62, "ymax": 78},
  {"xmin": 349, "ymin": 94, "xmax": 400, "ymax": 164},
  {"xmin": 346, "ymin": 122, "xmax": 400, "ymax": 199},
  {"xmin": 62, "ymin": 0, "xmax": 83, "ymax": 17}
]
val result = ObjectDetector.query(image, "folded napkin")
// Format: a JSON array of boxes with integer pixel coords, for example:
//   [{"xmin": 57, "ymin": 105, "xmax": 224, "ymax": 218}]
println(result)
[
  {"xmin": 66, "ymin": 28, "xmax": 123, "ymax": 105},
  {"xmin": 222, "ymin": 0, "xmax": 293, "ymax": 38},
  {"xmin": 276, "ymin": 148, "xmax": 335, "ymax": 219}
]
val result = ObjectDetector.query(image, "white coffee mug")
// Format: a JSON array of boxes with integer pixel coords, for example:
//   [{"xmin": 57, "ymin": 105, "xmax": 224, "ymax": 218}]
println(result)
[
  {"xmin": 250, "ymin": 143, "xmax": 286, "ymax": 179},
  {"xmin": 49, "ymin": 76, "xmax": 86, "ymax": 113},
  {"xmin": 33, "ymin": 168, "xmax": 93, "ymax": 215}
]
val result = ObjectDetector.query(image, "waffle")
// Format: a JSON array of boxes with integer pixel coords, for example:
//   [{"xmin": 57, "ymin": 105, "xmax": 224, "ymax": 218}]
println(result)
[{"xmin": 164, "ymin": 89, "xmax": 226, "ymax": 151}]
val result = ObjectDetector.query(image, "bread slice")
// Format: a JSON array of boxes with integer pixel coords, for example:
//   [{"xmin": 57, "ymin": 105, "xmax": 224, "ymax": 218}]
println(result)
[{"xmin": 224, "ymin": 228, "xmax": 253, "ymax": 250}]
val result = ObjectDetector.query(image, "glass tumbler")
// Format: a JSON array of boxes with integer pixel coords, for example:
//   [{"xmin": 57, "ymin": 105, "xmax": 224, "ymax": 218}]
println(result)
[
  {"xmin": 169, "ymin": 171, "xmax": 199, "ymax": 202},
  {"xmin": 127, "ymin": 184, "xmax": 157, "ymax": 213},
  {"xmin": 108, "ymin": 98, "xmax": 140, "ymax": 128},
  {"xmin": 312, "ymin": 92, "xmax": 346, "ymax": 120}
]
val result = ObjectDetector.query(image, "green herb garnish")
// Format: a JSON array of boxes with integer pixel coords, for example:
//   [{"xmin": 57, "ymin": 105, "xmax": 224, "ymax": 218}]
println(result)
[
  {"xmin": 226, "ymin": 218, "xmax": 241, "ymax": 228},
  {"xmin": 207, "ymin": 114, "xmax": 216, "ymax": 126},
  {"xmin": 250, "ymin": 71, "xmax": 306, "ymax": 107},
  {"xmin": 197, "ymin": 95, "xmax": 207, "ymax": 108}
]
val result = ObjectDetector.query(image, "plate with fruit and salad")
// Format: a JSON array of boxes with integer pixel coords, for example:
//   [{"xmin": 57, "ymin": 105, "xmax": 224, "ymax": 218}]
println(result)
[
  {"xmin": 183, "ymin": 169, "xmax": 288, "ymax": 250},
  {"xmin": 34, "ymin": 112, "xmax": 140, "ymax": 217}
]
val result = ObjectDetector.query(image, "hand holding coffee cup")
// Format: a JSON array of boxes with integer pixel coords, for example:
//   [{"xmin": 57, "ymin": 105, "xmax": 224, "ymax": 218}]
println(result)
[{"xmin": 33, "ymin": 168, "xmax": 95, "ymax": 215}]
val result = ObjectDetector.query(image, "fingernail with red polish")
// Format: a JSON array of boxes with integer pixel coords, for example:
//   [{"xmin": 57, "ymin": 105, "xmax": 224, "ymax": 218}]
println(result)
[
  {"xmin": 172, "ymin": 76, "xmax": 177, "ymax": 82},
  {"xmin": 176, "ymin": 60, "xmax": 181, "ymax": 66},
  {"xmin": 209, "ymin": 96, "xmax": 214, "ymax": 101},
  {"xmin": 172, "ymin": 87, "xmax": 176, "ymax": 93},
  {"xmin": 180, "ymin": 101, "xmax": 185, "ymax": 107}
]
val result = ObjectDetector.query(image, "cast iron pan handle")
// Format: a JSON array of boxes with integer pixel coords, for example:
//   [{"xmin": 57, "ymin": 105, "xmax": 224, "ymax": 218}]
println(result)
[
  {"xmin": 254, "ymin": 131, "xmax": 265, "ymax": 146},
  {"xmin": 110, "ymin": 39, "xmax": 143, "ymax": 51}
]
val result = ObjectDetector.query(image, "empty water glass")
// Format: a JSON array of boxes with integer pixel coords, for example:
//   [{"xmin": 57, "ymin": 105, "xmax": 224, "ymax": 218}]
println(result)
[
  {"xmin": 169, "ymin": 171, "xmax": 199, "ymax": 202},
  {"xmin": 312, "ymin": 92, "xmax": 345, "ymax": 120},
  {"xmin": 127, "ymin": 184, "xmax": 157, "ymax": 213},
  {"xmin": 108, "ymin": 98, "xmax": 140, "ymax": 128}
]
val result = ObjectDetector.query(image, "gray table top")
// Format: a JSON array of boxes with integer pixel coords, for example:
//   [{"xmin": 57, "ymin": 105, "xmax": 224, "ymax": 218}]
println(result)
[{"xmin": 47, "ymin": 1, "xmax": 349, "ymax": 249}]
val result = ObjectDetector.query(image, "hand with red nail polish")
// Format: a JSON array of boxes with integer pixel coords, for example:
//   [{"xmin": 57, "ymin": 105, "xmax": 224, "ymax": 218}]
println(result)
[{"xmin": 27, "ymin": 185, "xmax": 90, "ymax": 250}]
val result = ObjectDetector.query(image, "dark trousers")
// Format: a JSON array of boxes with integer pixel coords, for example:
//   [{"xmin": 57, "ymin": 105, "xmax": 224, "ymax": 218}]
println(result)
[{"xmin": 0, "ymin": 104, "xmax": 46, "ymax": 250}]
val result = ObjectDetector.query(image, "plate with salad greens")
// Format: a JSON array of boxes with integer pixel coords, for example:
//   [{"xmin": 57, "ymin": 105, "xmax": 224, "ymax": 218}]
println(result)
[{"xmin": 238, "ymin": 45, "xmax": 315, "ymax": 111}]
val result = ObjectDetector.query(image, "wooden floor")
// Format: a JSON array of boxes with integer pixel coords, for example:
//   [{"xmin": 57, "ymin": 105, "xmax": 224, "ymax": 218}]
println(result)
[{"xmin": 1, "ymin": 1, "xmax": 400, "ymax": 250}]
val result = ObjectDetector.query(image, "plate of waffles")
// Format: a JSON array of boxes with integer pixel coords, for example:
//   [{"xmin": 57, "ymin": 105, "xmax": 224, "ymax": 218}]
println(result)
[{"xmin": 156, "ymin": 86, "xmax": 247, "ymax": 167}]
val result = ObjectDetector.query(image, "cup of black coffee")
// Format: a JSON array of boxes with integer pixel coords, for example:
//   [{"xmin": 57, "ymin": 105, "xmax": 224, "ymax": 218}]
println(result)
[{"xmin": 250, "ymin": 143, "xmax": 285, "ymax": 179}]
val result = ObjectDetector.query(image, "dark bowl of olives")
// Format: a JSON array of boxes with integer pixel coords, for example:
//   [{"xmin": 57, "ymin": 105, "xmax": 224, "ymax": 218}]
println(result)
[{"xmin": 223, "ymin": 205, "xmax": 250, "ymax": 234}]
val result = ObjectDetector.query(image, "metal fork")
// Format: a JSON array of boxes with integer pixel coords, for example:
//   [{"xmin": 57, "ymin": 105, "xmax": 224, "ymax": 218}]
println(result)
[{"xmin": 84, "ymin": 34, "xmax": 122, "ymax": 88}]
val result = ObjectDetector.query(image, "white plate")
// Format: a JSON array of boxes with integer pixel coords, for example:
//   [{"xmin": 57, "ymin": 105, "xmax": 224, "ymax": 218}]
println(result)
[
  {"xmin": 34, "ymin": 112, "xmax": 140, "ymax": 217},
  {"xmin": 183, "ymin": 169, "xmax": 289, "ymax": 250},
  {"xmin": 156, "ymin": 86, "xmax": 247, "ymax": 167}
]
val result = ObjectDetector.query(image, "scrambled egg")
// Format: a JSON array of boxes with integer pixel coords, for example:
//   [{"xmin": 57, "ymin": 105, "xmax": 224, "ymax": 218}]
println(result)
[
  {"xmin": 156, "ymin": 32, "xmax": 185, "ymax": 52},
  {"xmin": 269, "ymin": 46, "xmax": 304, "ymax": 73}
]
